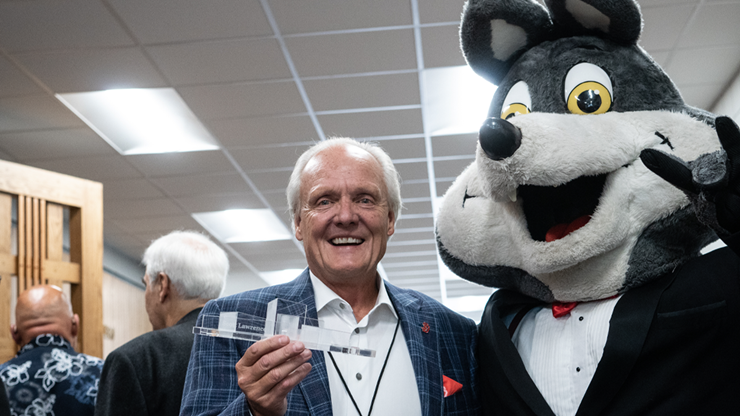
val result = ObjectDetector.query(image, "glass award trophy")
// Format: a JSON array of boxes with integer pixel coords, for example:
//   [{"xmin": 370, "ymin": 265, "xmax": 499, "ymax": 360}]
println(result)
[{"xmin": 193, "ymin": 298, "xmax": 376, "ymax": 357}]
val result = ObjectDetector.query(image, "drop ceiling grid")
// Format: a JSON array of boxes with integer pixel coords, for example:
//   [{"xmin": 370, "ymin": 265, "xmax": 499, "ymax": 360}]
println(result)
[{"xmin": 0, "ymin": 0, "xmax": 734, "ymax": 302}]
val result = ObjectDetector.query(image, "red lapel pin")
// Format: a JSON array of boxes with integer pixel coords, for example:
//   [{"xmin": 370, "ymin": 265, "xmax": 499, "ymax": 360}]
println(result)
[{"xmin": 421, "ymin": 322, "xmax": 430, "ymax": 333}]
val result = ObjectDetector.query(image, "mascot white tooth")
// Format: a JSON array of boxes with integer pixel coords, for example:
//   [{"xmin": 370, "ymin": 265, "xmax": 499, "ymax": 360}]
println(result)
[{"xmin": 435, "ymin": 0, "xmax": 740, "ymax": 414}]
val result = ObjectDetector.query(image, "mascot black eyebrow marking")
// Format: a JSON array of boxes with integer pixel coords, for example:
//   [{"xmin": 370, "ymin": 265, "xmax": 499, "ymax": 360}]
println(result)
[
  {"xmin": 462, "ymin": 188, "xmax": 477, "ymax": 208},
  {"xmin": 655, "ymin": 131, "xmax": 675, "ymax": 150}
]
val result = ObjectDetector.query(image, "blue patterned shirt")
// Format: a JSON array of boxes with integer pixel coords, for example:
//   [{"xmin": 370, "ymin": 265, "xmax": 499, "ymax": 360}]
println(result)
[{"xmin": 0, "ymin": 334, "xmax": 103, "ymax": 416}]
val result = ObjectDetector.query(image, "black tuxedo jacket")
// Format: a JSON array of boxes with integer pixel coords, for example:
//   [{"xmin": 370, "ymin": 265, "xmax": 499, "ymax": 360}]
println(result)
[{"xmin": 478, "ymin": 245, "xmax": 740, "ymax": 415}]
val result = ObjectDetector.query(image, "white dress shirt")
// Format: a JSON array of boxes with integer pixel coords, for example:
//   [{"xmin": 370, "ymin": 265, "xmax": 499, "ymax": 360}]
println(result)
[
  {"xmin": 512, "ymin": 295, "xmax": 621, "ymax": 416},
  {"xmin": 310, "ymin": 272, "xmax": 422, "ymax": 416}
]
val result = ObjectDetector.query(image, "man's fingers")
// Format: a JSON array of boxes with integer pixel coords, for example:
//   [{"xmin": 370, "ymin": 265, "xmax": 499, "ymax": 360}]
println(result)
[
  {"xmin": 640, "ymin": 148, "xmax": 696, "ymax": 193},
  {"xmin": 239, "ymin": 335, "xmax": 290, "ymax": 367},
  {"xmin": 237, "ymin": 339, "xmax": 312, "ymax": 396}
]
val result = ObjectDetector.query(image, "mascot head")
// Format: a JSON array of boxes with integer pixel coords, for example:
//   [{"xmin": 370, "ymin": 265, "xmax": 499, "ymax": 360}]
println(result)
[{"xmin": 435, "ymin": 0, "xmax": 722, "ymax": 302}]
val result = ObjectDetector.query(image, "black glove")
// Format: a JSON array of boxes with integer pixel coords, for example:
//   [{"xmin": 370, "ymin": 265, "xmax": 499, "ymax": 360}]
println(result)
[{"xmin": 640, "ymin": 116, "xmax": 740, "ymax": 234}]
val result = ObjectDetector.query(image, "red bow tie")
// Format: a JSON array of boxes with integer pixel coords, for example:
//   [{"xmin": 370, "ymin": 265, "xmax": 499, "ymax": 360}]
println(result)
[{"xmin": 551, "ymin": 301, "xmax": 578, "ymax": 318}]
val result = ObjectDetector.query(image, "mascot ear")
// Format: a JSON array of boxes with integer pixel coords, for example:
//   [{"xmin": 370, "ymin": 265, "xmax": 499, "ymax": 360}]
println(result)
[
  {"xmin": 545, "ymin": 0, "xmax": 642, "ymax": 45},
  {"xmin": 460, "ymin": 0, "xmax": 553, "ymax": 85}
]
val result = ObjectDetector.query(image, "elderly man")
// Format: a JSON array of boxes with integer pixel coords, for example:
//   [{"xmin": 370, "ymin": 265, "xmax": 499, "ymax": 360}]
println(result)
[
  {"xmin": 96, "ymin": 231, "xmax": 229, "ymax": 416},
  {"xmin": 0, "ymin": 285, "xmax": 104, "ymax": 415},
  {"xmin": 181, "ymin": 138, "xmax": 479, "ymax": 416}
]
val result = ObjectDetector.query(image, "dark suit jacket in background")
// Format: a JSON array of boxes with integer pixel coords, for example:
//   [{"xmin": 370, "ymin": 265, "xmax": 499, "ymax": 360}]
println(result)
[
  {"xmin": 180, "ymin": 269, "xmax": 480, "ymax": 416},
  {"xmin": 95, "ymin": 307, "xmax": 202, "ymax": 416},
  {"xmin": 478, "ymin": 244, "xmax": 740, "ymax": 415},
  {"xmin": 0, "ymin": 380, "xmax": 9, "ymax": 416}
]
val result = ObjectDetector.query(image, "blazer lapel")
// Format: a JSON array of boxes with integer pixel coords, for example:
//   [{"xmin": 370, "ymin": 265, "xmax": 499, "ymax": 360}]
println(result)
[
  {"xmin": 576, "ymin": 272, "xmax": 675, "ymax": 416},
  {"xmin": 386, "ymin": 283, "xmax": 442, "ymax": 416},
  {"xmin": 480, "ymin": 291, "xmax": 555, "ymax": 416},
  {"xmin": 282, "ymin": 270, "xmax": 333, "ymax": 416}
]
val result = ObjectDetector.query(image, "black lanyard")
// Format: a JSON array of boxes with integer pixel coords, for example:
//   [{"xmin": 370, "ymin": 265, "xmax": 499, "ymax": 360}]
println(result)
[{"xmin": 327, "ymin": 318, "xmax": 400, "ymax": 416}]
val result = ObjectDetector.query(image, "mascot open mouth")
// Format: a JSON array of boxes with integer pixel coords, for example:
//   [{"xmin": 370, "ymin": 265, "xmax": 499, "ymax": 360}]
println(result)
[{"xmin": 519, "ymin": 174, "xmax": 608, "ymax": 242}]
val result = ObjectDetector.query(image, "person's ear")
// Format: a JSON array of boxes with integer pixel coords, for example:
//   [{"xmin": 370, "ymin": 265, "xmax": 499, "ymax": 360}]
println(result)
[
  {"xmin": 158, "ymin": 272, "xmax": 171, "ymax": 303},
  {"xmin": 294, "ymin": 215, "xmax": 303, "ymax": 241},
  {"xmin": 71, "ymin": 314, "xmax": 79, "ymax": 338},
  {"xmin": 10, "ymin": 324, "xmax": 20, "ymax": 345},
  {"xmin": 387, "ymin": 210, "xmax": 395, "ymax": 237}
]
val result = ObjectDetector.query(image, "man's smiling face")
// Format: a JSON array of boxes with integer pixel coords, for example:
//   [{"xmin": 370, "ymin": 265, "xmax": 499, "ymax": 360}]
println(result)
[{"xmin": 294, "ymin": 144, "xmax": 395, "ymax": 286}]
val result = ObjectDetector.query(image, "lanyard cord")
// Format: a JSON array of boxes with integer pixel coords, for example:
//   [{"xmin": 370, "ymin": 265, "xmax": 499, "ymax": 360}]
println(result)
[{"xmin": 327, "ymin": 318, "xmax": 400, "ymax": 416}]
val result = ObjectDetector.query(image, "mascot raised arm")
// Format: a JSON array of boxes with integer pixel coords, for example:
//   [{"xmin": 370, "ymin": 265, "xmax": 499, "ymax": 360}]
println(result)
[{"xmin": 435, "ymin": 0, "xmax": 740, "ymax": 414}]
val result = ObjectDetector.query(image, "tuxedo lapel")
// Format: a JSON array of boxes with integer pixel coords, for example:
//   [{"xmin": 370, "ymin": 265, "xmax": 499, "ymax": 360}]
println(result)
[
  {"xmin": 576, "ymin": 272, "xmax": 675, "ymax": 416},
  {"xmin": 281, "ymin": 270, "xmax": 333, "ymax": 416},
  {"xmin": 387, "ymin": 283, "xmax": 442, "ymax": 416},
  {"xmin": 480, "ymin": 291, "xmax": 555, "ymax": 416}
]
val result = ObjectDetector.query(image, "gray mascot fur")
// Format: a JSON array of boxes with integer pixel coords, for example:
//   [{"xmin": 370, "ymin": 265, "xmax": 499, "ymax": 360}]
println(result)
[{"xmin": 435, "ymin": 0, "xmax": 740, "ymax": 414}]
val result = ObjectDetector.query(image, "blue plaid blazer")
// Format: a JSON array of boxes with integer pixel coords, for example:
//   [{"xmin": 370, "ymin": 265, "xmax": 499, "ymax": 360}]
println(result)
[{"xmin": 180, "ymin": 269, "xmax": 480, "ymax": 416}]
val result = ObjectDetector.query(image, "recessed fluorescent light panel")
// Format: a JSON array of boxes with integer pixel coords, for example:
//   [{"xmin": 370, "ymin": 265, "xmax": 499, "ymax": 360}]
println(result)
[
  {"xmin": 422, "ymin": 65, "xmax": 497, "ymax": 136},
  {"xmin": 260, "ymin": 269, "xmax": 305, "ymax": 286},
  {"xmin": 192, "ymin": 209, "xmax": 293, "ymax": 243},
  {"xmin": 56, "ymin": 88, "xmax": 219, "ymax": 155}
]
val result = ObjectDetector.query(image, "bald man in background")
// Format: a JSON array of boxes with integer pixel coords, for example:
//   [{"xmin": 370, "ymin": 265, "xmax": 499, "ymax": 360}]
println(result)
[{"xmin": 0, "ymin": 285, "xmax": 103, "ymax": 416}]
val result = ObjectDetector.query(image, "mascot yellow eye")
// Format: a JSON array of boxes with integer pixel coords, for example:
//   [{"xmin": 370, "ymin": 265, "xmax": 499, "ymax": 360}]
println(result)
[
  {"xmin": 564, "ymin": 63, "xmax": 613, "ymax": 115},
  {"xmin": 501, "ymin": 103, "xmax": 530, "ymax": 120},
  {"xmin": 500, "ymin": 80, "xmax": 531, "ymax": 120}
]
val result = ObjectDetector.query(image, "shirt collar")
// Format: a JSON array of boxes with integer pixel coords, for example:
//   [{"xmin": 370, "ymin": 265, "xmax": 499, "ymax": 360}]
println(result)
[
  {"xmin": 18, "ymin": 333, "xmax": 72, "ymax": 355},
  {"xmin": 309, "ymin": 269, "xmax": 398, "ymax": 321}
]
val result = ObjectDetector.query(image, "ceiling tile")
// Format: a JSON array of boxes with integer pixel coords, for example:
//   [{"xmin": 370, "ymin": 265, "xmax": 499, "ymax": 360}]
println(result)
[
  {"xmin": 0, "ymin": 0, "xmax": 133, "ymax": 52},
  {"xmin": 261, "ymin": 191, "xmax": 290, "ymax": 212},
  {"xmin": 303, "ymin": 72, "xmax": 420, "ymax": 111},
  {"xmin": 269, "ymin": 0, "xmax": 412, "ymax": 34},
  {"xmin": 434, "ymin": 157, "xmax": 474, "ymax": 179},
  {"xmin": 432, "ymin": 133, "xmax": 478, "ymax": 157},
  {"xmin": 25, "ymin": 155, "xmax": 142, "ymax": 182},
  {"xmin": 0, "ymin": 128, "xmax": 116, "ymax": 161},
  {"xmin": 104, "ymin": 197, "xmax": 185, "ymax": 219},
  {"xmin": 176, "ymin": 193, "xmax": 266, "ymax": 213},
  {"xmin": 147, "ymin": 38, "xmax": 291, "ymax": 85},
  {"xmin": 639, "ymin": 4, "xmax": 694, "ymax": 51},
  {"xmin": 103, "ymin": 179, "xmax": 165, "ymax": 200},
  {"xmin": 151, "ymin": 172, "xmax": 253, "ymax": 197},
  {"xmin": 678, "ymin": 2, "xmax": 740, "ymax": 48},
  {"xmin": 402, "ymin": 200, "xmax": 433, "ymax": 216},
  {"xmin": 373, "ymin": 137, "xmax": 426, "ymax": 159},
  {"xmin": 394, "ymin": 161, "xmax": 429, "ymax": 182},
  {"xmin": 400, "ymin": 182, "xmax": 431, "ymax": 199},
  {"xmin": 387, "ymin": 242, "xmax": 437, "ymax": 253},
  {"xmin": 395, "ymin": 216, "xmax": 434, "ymax": 230},
  {"xmin": 247, "ymin": 257, "xmax": 307, "ymax": 272},
  {"xmin": 389, "ymin": 230, "xmax": 435, "ymax": 242},
  {"xmin": 421, "ymin": 25, "xmax": 467, "ymax": 68},
  {"xmin": 0, "ymin": 95, "xmax": 83, "ymax": 133},
  {"xmin": 436, "ymin": 179, "xmax": 456, "ymax": 197},
  {"xmin": 247, "ymin": 169, "xmax": 293, "ymax": 191},
  {"xmin": 0, "ymin": 56, "xmax": 44, "ymax": 97},
  {"xmin": 108, "ymin": 0, "xmax": 272, "ymax": 44},
  {"xmin": 0, "ymin": 148, "xmax": 13, "ymax": 161},
  {"xmin": 231, "ymin": 239, "xmax": 299, "ymax": 256},
  {"xmin": 677, "ymin": 82, "xmax": 724, "ymax": 110},
  {"xmin": 418, "ymin": 0, "xmax": 466, "ymax": 23},
  {"xmin": 125, "ymin": 150, "xmax": 235, "ymax": 177},
  {"xmin": 207, "ymin": 115, "xmax": 318, "ymax": 147},
  {"xmin": 179, "ymin": 81, "xmax": 306, "ymax": 119},
  {"xmin": 15, "ymin": 48, "xmax": 167, "ymax": 92},
  {"xmin": 666, "ymin": 46, "xmax": 740, "ymax": 87},
  {"xmin": 318, "ymin": 108, "xmax": 423, "ymax": 138},
  {"xmin": 286, "ymin": 29, "xmax": 416, "ymax": 77},
  {"xmin": 230, "ymin": 144, "xmax": 311, "ymax": 172},
  {"xmin": 111, "ymin": 214, "xmax": 204, "ymax": 234}
]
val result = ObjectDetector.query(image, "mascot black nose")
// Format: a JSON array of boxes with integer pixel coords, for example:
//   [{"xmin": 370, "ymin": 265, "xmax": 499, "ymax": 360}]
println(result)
[{"xmin": 479, "ymin": 118, "xmax": 522, "ymax": 160}]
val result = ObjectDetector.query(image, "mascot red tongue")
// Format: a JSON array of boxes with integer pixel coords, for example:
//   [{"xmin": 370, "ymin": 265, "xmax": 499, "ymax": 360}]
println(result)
[
  {"xmin": 545, "ymin": 215, "xmax": 590, "ymax": 242},
  {"xmin": 434, "ymin": 0, "xmax": 740, "ymax": 414}
]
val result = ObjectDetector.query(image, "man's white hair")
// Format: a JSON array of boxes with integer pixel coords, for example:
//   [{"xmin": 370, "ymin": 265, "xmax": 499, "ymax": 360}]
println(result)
[
  {"xmin": 286, "ymin": 137, "xmax": 402, "ymax": 227},
  {"xmin": 142, "ymin": 230, "xmax": 229, "ymax": 300}
]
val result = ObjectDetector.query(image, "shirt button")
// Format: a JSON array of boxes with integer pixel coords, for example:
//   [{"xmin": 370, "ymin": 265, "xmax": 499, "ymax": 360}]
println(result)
[
  {"xmin": 356, "ymin": 373, "xmax": 362, "ymax": 380},
  {"xmin": 354, "ymin": 328, "xmax": 360, "ymax": 334},
  {"xmin": 579, "ymin": 316, "xmax": 584, "ymax": 321},
  {"xmin": 576, "ymin": 367, "xmax": 581, "ymax": 372},
  {"xmin": 339, "ymin": 303, "xmax": 346, "ymax": 310}
]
